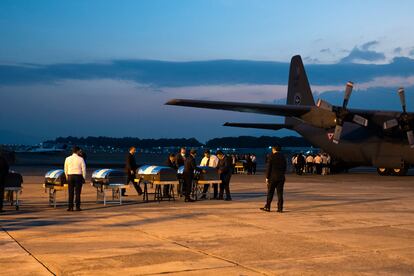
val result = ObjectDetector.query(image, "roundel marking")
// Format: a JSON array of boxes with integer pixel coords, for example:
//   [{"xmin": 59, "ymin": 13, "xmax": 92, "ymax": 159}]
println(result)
[{"xmin": 294, "ymin": 94, "xmax": 301, "ymax": 105}]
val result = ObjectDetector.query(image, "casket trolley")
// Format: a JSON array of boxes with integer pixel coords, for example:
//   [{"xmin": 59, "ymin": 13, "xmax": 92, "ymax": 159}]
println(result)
[
  {"xmin": 91, "ymin": 169, "xmax": 128, "ymax": 205},
  {"xmin": 43, "ymin": 169, "xmax": 67, "ymax": 208},
  {"xmin": 4, "ymin": 171, "xmax": 23, "ymax": 210},
  {"xmin": 136, "ymin": 165, "xmax": 179, "ymax": 202}
]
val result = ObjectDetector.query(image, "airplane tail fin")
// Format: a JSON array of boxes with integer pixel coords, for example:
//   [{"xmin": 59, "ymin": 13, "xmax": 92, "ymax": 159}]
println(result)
[
  {"xmin": 286, "ymin": 55, "xmax": 315, "ymax": 106},
  {"xmin": 285, "ymin": 55, "xmax": 314, "ymax": 126}
]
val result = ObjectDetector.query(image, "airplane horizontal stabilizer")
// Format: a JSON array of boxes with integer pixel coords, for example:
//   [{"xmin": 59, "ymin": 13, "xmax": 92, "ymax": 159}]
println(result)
[
  {"xmin": 166, "ymin": 99, "xmax": 310, "ymax": 117},
  {"xmin": 223, "ymin": 122, "xmax": 293, "ymax": 130}
]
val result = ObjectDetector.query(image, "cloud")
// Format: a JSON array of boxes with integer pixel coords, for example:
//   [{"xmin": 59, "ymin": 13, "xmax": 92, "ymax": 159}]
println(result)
[
  {"xmin": 2, "ymin": 57, "xmax": 414, "ymax": 88},
  {"xmin": 361, "ymin": 40, "xmax": 379, "ymax": 50},
  {"xmin": 320, "ymin": 48, "xmax": 331, "ymax": 53},
  {"xmin": 394, "ymin": 47, "xmax": 402, "ymax": 54},
  {"xmin": 304, "ymin": 56, "xmax": 320, "ymax": 63},
  {"xmin": 339, "ymin": 46, "xmax": 385, "ymax": 64}
]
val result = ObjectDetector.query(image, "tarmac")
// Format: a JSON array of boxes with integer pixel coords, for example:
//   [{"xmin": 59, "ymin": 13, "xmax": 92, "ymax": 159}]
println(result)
[{"xmin": 1, "ymin": 170, "xmax": 414, "ymax": 275}]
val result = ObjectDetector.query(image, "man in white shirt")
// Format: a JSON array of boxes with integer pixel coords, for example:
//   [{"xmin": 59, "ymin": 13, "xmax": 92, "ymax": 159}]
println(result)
[
  {"xmin": 64, "ymin": 146, "xmax": 86, "ymax": 211},
  {"xmin": 200, "ymin": 149, "xmax": 219, "ymax": 199},
  {"xmin": 314, "ymin": 154, "xmax": 323, "ymax": 175},
  {"xmin": 305, "ymin": 154, "xmax": 314, "ymax": 173}
]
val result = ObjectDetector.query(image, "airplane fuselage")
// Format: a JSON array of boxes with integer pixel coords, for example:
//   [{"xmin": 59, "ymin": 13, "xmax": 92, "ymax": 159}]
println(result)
[{"xmin": 294, "ymin": 121, "xmax": 414, "ymax": 169}]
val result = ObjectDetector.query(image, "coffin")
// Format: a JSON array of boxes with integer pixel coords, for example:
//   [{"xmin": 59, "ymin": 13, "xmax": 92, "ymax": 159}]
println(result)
[
  {"xmin": 177, "ymin": 166, "xmax": 220, "ymax": 181},
  {"xmin": 5, "ymin": 172, "xmax": 23, "ymax": 188},
  {"xmin": 44, "ymin": 169, "xmax": 66, "ymax": 186},
  {"xmin": 91, "ymin": 169, "xmax": 127, "ymax": 187},
  {"xmin": 137, "ymin": 165, "xmax": 177, "ymax": 182}
]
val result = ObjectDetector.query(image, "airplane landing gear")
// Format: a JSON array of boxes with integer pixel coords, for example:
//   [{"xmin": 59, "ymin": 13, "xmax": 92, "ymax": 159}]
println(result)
[
  {"xmin": 377, "ymin": 168, "xmax": 390, "ymax": 176},
  {"xmin": 391, "ymin": 167, "xmax": 408, "ymax": 176},
  {"xmin": 377, "ymin": 167, "xmax": 408, "ymax": 176}
]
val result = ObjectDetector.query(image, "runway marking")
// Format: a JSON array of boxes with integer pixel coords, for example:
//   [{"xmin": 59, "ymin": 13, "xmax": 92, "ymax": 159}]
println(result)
[
  {"xmin": 137, "ymin": 264, "xmax": 241, "ymax": 275},
  {"xmin": 0, "ymin": 225, "xmax": 56, "ymax": 276},
  {"xmin": 135, "ymin": 227, "xmax": 270, "ymax": 275}
]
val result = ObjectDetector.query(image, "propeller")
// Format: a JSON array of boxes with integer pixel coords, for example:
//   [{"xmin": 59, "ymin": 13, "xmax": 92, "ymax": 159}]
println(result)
[
  {"xmin": 383, "ymin": 88, "xmax": 414, "ymax": 148},
  {"xmin": 317, "ymin": 82, "xmax": 369, "ymax": 144}
]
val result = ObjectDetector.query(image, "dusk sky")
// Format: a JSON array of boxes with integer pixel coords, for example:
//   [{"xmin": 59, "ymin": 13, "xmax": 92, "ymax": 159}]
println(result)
[{"xmin": 1, "ymin": 0, "xmax": 414, "ymax": 144}]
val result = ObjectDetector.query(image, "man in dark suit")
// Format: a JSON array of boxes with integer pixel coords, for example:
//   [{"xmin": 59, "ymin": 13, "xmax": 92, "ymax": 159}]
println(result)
[
  {"xmin": 164, "ymin": 153, "xmax": 178, "ymax": 197},
  {"xmin": 182, "ymin": 149, "xmax": 200, "ymax": 202},
  {"xmin": 0, "ymin": 154, "xmax": 9, "ymax": 213},
  {"xmin": 261, "ymin": 145, "xmax": 287, "ymax": 212},
  {"xmin": 175, "ymin": 147, "xmax": 186, "ymax": 167},
  {"xmin": 216, "ymin": 150, "xmax": 233, "ymax": 201},
  {"xmin": 125, "ymin": 146, "xmax": 142, "ymax": 196},
  {"xmin": 175, "ymin": 147, "xmax": 186, "ymax": 195}
]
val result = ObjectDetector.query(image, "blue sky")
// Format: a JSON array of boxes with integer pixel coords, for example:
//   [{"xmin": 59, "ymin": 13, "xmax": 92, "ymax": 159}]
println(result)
[
  {"xmin": 1, "ymin": 0, "xmax": 414, "ymax": 64},
  {"xmin": 0, "ymin": 0, "xmax": 414, "ymax": 144}
]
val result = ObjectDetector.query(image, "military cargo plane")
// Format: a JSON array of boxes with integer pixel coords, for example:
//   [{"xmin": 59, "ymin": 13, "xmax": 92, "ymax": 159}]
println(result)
[{"xmin": 166, "ymin": 55, "xmax": 414, "ymax": 176}]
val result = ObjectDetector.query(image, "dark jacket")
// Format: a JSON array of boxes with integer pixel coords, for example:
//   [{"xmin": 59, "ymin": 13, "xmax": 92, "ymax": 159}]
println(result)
[
  {"xmin": 183, "ymin": 154, "xmax": 200, "ymax": 176},
  {"xmin": 297, "ymin": 154, "xmax": 305, "ymax": 166},
  {"xmin": 0, "ymin": 156, "xmax": 9, "ymax": 184},
  {"xmin": 166, "ymin": 158, "xmax": 178, "ymax": 170},
  {"xmin": 266, "ymin": 152, "xmax": 287, "ymax": 180},
  {"xmin": 218, "ymin": 156, "xmax": 233, "ymax": 179},
  {"xmin": 176, "ymin": 153, "xmax": 186, "ymax": 168},
  {"xmin": 125, "ymin": 153, "xmax": 138, "ymax": 175}
]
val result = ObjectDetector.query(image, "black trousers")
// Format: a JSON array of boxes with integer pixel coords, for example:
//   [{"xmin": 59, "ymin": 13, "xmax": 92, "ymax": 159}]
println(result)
[
  {"xmin": 219, "ymin": 174, "xmax": 231, "ymax": 199},
  {"xmin": 68, "ymin": 174, "xmax": 83, "ymax": 209},
  {"xmin": 266, "ymin": 177, "xmax": 285, "ymax": 211},
  {"xmin": 182, "ymin": 174, "xmax": 193, "ymax": 199},
  {"xmin": 202, "ymin": 184, "xmax": 218, "ymax": 198},
  {"xmin": 125, "ymin": 173, "xmax": 142, "ymax": 195}
]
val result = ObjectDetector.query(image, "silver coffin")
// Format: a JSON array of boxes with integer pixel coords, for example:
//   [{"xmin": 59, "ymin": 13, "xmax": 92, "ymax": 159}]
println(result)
[
  {"xmin": 91, "ymin": 169, "xmax": 127, "ymax": 187},
  {"xmin": 137, "ymin": 165, "xmax": 177, "ymax": 182}
]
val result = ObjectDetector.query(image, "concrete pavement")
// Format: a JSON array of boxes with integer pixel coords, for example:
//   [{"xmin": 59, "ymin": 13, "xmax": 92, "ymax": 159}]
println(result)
[{"xmin": 1, "ymin": 171, "xmax": 414, "ymax": 275}]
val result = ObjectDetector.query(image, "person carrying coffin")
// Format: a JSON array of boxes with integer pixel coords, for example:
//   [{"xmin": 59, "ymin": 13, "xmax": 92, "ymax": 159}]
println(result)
[
  {"xmin": 182, "ymin": 149, "xmax": 201, "ymax": 202},
  {"xmin": 200, "ymin": 149, "xmax": 219, "ymax": 200},
  {"xmin": 164, "ymin": 153, "xmax": 178, "ymax": 197}
]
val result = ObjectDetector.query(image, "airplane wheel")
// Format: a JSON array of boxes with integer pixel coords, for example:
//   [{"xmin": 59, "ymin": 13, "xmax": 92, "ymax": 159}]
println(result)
[
  {"xmin": 377, "ymin": 168, "xmax": 390, "ymax": 176},
  {"xmin": 391, "ymin": 168, "xmax": 407, "ymax": 176}
]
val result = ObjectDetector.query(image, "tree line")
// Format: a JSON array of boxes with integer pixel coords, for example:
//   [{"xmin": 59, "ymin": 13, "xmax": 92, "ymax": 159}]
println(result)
[{"xmin": 45, "ymin": 135, "xmax": 312, "ymax": 149}]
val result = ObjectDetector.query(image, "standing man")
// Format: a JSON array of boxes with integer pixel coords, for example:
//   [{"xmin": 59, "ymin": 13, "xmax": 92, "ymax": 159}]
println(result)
[
  {"xmin": 176, "ymin": 147, "xmax": 186, "ymax": 168},
  {"xmin": 314, "ymin": 154, "xmax": 322, "ymax": 175},
  {"xmin": 305, "ymin": 154, "xmax": 314, "ymax": 174},
  {"xmin": 251, "ymin": 154, "xmax": 257, "ymax": 175},
  {"xmin": 125, "ymin": 146, "xmax": 142, "ymax": 196},
  {"xmin": 216, "ymin": 150, "xmax": 233, "ymax": 201},
  {"xmin": 0, "ymin": 154, "xmax": 9, "ymax": 213},
  {"xmin": 295, "ymin": 153, "xmax": 305, "ymax": 175},
  {"xmin": 164, "ymin": 153, "xmax": 178, "ymax": 197},
  {"xmin": 200, "ymin": 149, "xmax": 219, "ymax": 199},
  {"xmin": 176, "ymin": 147, "xmax": 187, "ymax": 195},
  {"xmin": 261, "ymin": 145, "xmax": 286, "ymax": 213},
  {"xmin": 64, "ymin": 146, "xmax": 86, "ymax": 211},
  {"xmin": 182, "ymin": 149, "xmax": 200, "ymax": 202}
]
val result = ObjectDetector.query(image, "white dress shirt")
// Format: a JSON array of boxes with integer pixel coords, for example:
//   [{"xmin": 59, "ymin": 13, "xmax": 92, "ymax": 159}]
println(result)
[
  {"xmin": 64, "ymin": 153, "xmax": 86, "ymax": 179},
  {"xmin": 200, "ymin": 154, "xmax": 219, "ymax": 167}
]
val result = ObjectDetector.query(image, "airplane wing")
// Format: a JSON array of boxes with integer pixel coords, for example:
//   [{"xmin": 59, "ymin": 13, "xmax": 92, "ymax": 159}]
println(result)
[
  {"xmin": 223, "ymin": 122, "xmax": 293, "ymax": 130},
  {"xmin": 165, "ymin": 99, "xmax": 310, "ymax": 117}
]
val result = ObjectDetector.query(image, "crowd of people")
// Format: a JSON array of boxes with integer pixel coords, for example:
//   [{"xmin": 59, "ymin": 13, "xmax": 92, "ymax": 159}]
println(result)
[
  {"xmin": 291, "ymin": 152, "xmax": 332, "ymax": 175},
  {"xmin": 230, "ymin": 153, "xmax": 257, "ymax": 174},
  {"xmin": 0, "ymin": 145, "xmax": 287, "ymax": 214}
]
